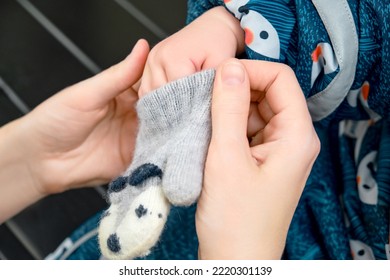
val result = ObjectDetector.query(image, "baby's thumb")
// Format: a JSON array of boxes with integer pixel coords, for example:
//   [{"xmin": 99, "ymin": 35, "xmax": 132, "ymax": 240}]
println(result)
[{"xmin": 211, "ymin": 59, "xmax": 250, "ymax": 146}]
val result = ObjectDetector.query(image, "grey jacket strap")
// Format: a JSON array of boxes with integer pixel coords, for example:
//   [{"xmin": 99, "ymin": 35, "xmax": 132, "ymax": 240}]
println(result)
[{"xmin": 307, "ymin": 0, "xmax": 358, "ymax": 121}]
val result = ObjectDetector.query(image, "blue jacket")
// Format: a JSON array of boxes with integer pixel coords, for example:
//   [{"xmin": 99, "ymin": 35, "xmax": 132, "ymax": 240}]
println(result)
[{"xmin": 186, "ymin": 0, "xmax": 390, "ymax": 260}]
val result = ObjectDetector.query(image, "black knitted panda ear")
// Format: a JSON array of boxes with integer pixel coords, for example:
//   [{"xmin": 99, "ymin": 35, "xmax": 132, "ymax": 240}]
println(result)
[
  {"xmin": 107, "ymin": 164, "xmax": 163, "ymax": 193},
  {"xmin": 128, "ymin": 163, "xmax": 163, "ymax": 186},
  {"xmin": 108, "ymin": 176, "xmax": 128, "ymax": 193}
]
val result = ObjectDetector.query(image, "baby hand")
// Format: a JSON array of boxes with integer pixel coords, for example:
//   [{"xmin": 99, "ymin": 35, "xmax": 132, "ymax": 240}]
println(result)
[{"xmin": 139, "ymin": 7, "xmax": 244, "ymax": 97}]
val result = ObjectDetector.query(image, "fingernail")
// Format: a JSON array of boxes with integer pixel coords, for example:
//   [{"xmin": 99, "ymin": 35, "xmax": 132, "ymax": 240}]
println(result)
[
  {"xmin": 221, "ymin": 62, "xmax": 245, "ymax": 85},
  {"xmin": 127, "ymin": 40, "xmax": 141, "ymax": 56},
  {"xmin": 127, "ymin": 39, "xmax": 146, "ymax": 58}
]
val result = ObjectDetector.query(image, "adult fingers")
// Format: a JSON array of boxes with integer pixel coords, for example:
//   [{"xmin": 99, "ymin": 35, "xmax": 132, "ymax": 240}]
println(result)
[
  {"xmin": 247, "ymin": 102, "xmax": 265, "ymax": 138},
  {"xmin": 242, "ymin": 60, "xmax": 320, "ymax": 174},
  {"xmin": 241, "ymin": 60, "xmax": 307, "ymax": 117},
  {"xmin": 243, "ymin": 60, "xmax": 317, "ymax": 157},
  {"xmin": 211, "ymin": 58, "xmax": 251, "ymax": 149}
]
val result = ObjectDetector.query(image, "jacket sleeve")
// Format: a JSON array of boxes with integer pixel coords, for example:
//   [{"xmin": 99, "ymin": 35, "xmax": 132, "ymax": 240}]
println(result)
[{"xmin": 186, "ymin": 0, "xmax": 225, "ymax": 24}]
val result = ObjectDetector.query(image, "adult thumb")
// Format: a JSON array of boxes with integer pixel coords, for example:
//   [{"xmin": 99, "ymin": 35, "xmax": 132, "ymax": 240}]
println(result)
[
  {"xmin": 62, "ymin": 39, "xmax": 149, "ymax": 110},
  {"xmin": 211, "ymin": 59, "xmax": 250, "ymax": 146}
]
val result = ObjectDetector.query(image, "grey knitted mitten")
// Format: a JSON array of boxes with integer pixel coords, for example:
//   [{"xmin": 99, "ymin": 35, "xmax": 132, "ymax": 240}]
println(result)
[{"xmin": 98, "ymin": 69, "xmax": 215, "ymax": 259}]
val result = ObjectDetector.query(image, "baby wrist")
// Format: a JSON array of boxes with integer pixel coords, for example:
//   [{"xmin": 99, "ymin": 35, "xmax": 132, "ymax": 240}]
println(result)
[{"xmin": 208, "ymin": 6, "xmax": 245, "ymax": 54}]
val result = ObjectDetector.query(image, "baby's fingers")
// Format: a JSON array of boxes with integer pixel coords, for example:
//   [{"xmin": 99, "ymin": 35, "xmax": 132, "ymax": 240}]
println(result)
[
  {"xmin": 164, "ymin": 59, "xmax": 199, "ymax": 85},
  {"xmin": 138, "ymin": 64, "xmax": 168, "ymax": 97}
]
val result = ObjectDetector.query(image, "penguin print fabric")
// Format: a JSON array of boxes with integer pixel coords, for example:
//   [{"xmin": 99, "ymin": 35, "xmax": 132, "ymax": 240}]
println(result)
[{"xmin": 187, "ymin": 0, "xmax": 390, "ymax": 259}]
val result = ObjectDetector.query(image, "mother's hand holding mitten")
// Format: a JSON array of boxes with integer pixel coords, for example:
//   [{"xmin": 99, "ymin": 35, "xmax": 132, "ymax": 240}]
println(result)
[{"xmin": 196, "ymin": 59, "xmax": 320, "ymax": 259}]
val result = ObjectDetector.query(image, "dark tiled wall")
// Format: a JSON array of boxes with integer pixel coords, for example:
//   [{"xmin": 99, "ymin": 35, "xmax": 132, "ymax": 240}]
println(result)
[{"xmin": 0, "ymin": 0, "xmax": 187, "ymax": 259}]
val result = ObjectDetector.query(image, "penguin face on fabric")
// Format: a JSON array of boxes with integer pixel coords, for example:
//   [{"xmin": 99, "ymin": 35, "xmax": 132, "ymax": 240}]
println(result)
[
  {"xmin": 356, "ymin": 151, "xmax": 378, "ymax": 205},
  {"xmin": 350, "ymin": 240, "xmax": 375, "ymax": 260},
  {"xmin": 347, "ymin": 82, "xmax": 370, "ymax": 108},
  {"xmin": 223, "ymin": 0, "xmax": 250, "ymax": 19},
  {"xmin": 311, "ymin": 42, "xmax": 338, "ymax": 87},
  {"xmin": 240, "ymin": 9, "xmax": 280, "ymax": 60},
  {"xmin": 346, "ymin": 81, "xmax": 382, "ymax": 121}
]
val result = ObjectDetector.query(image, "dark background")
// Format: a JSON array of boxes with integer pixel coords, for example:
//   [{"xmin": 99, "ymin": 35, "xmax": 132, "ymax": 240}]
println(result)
[{"xmin": 0, "ymin": 0, "xmax": 187, "ymax": 259}]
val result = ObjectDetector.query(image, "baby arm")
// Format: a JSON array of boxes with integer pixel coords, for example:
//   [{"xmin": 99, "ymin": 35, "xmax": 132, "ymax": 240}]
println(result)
[{"xmin": 139, "ymin": 6, "xmax": 244, "ymax": 96}]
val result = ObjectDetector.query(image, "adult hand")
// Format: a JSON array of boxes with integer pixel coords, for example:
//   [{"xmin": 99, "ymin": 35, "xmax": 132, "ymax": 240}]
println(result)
[
  {"xmin": 0, "ymin": 39, "xmax": 149, "ymax": 222},
  {"xmin": 196, "ymin": 59, "xmax": 320, "ymax": 259}
]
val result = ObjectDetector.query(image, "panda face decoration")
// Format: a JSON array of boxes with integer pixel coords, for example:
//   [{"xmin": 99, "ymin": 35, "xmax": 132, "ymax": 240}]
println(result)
[{"xmin": 99, "ymin": 185, "xmax": 170, "ymax": 260}]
